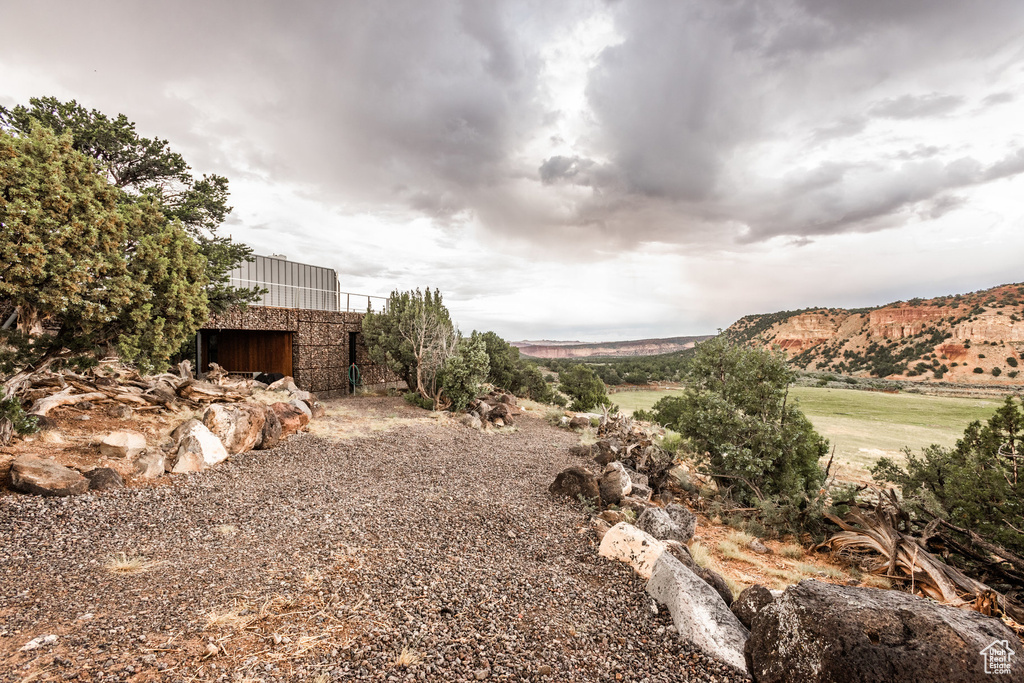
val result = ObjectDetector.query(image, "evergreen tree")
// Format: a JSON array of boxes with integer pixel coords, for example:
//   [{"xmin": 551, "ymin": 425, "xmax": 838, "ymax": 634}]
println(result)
[{"xmin": 0, "ymin": 96, "xmax": 256, "ymax": 312}]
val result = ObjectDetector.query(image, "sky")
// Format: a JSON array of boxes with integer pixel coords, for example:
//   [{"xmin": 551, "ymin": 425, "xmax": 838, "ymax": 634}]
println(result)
[{"xmin": 2, "ymin": 1, "xmax": 1023, "ymax": 341}]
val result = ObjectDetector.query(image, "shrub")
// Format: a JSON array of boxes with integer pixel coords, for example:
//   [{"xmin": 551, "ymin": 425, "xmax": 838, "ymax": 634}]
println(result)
[
  {"xmin": 667, "ymin": 337, "xmax": 827, "ymax": 507},
  {"xmin": 0, "ymin": 397, "xmax": 40, "ymax": 445},
  {"xmin": 402, "ymin": 391, "xmax": 434, "ymax": 411},
  {"xmin": 992, "ymin": 367, "xmax": 1002, "ymax": 377},
  {"xmin": 438, "ymin": 334, "xmax": 489, "ymax": 412},
  {"xmin": 557, "ymin": 365, "xmax": 609, "ymax": 411},
  {"xmin": 872, "ymin": 397, "xmax": 1024, "ymax": 554},
  {"xmin": 1008, "ymin": 357, "xmax": 1019, "ymax": 368},
  {"xmin": 974, "ymin": 367, "xmax": 985, "ymax": 374}
]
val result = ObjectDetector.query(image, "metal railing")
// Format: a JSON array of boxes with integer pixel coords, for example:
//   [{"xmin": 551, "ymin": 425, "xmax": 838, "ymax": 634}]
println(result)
[{"xmin": 229, "ymin": 277, "xmax": 388, "ymax": 313}]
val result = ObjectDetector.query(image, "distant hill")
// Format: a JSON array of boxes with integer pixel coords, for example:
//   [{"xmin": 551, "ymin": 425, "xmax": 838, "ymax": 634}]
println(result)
[
  {"xmin": 723, "ymin": 283, "xmax": 1024, "ymax": 384},
  {"xmin": 512, "ymin": 335, "xmax": 714, "ymax": 359}
]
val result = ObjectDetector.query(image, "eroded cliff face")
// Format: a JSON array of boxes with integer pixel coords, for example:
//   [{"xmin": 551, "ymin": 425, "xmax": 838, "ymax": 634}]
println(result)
[{"xmin": 724, "ymin": 284, "xmax": 1024, "ymax": 383}]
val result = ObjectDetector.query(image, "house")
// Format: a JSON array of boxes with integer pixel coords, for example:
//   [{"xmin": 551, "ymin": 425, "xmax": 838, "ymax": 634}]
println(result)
[{"xmin": 197, "ymin": 254, "xmax": 400, "ymax": 397}]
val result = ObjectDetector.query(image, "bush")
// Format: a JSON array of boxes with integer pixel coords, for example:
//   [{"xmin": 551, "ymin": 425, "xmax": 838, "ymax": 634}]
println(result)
[
  {"xmin": 667, "ymin": 337, "xmax": 827, "ymax": 507},
  {"xmin": 992, "ymin": 367, "xmax": 1002, "ymax": 377},
  {"xmin": 477, "ymin": 331, "xmax": 520, "ymax": 391},
  {"xmin": 872, "ymin": 397, "xmax": 1024, "ymax": 554},
  {"xmin": 438, "ymin": 334, "xmax": 489, "ymax": 412},
  {"xmin": 1008, "ymin": 357, "xmax": 1019, "ymax": 368},
  {"xmin": 402, "ymin": 391, "xmax": 434, "ymax": 411},
  {"xmin": 974, "ymin": 367, "xmax": 985, "ymax": 374},
  {"xmin": 557, "ymin": 365, "xmax": 609, "ymax": 412},
  {"xmin": 0, "ymin": 397, "xmax": 40, "ymax": 445}
]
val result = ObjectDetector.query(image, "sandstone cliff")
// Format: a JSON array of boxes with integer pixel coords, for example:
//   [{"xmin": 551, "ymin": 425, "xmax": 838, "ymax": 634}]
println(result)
[{"xmin": 724, "ymin": 283, "xmax": 1024, "ymax": 384}]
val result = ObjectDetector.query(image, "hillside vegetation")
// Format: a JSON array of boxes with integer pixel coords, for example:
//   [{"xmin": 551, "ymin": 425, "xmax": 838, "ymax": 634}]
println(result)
[{"xmin": 723, "ymin": 283, "xmax": 1024, "ymax": 384}]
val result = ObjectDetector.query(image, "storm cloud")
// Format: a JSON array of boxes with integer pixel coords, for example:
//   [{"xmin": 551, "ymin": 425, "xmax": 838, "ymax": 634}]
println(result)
[{"xmin": 2, "ymin": 0, "xmax": 1024, "ymax": 337}]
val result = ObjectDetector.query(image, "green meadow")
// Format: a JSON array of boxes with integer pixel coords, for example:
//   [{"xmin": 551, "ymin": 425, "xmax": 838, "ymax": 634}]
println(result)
[{"xmin": 612, "ymin": 386, "xmax": 1005, "ymax": 482}]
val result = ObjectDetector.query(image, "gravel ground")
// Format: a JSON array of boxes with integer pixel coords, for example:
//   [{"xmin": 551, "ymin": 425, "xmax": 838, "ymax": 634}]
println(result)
[{"xmin": 0, "ymin": 397, "xmax": 749, "ymax": 682}]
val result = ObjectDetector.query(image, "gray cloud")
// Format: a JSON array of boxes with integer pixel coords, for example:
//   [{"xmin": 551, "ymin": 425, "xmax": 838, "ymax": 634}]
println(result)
[
  {"xmin": 869, "ymin": 93, "xmax": 964, "ymax": 119},
  {"xmin": 1, "ymin": 0, "xmax": 1023, "ymax": 255}
]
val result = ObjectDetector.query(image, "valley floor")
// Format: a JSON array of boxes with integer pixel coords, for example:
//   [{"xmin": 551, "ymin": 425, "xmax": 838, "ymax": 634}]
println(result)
[{"xmin": 0, "ymin": 397, "xmax": 747, "ymax": 683}]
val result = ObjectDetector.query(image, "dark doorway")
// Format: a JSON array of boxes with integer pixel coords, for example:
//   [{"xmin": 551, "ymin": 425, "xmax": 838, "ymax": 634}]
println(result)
[
  {"xmin": 200, "ymin": 330, "xmax": 293, "ymax": 377},
  {"xmin": 348, "ymin": 331, "xmax": 358, "ymax": 394}
]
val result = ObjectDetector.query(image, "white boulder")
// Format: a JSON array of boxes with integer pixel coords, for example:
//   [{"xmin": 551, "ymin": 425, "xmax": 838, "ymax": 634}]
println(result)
[
  {"xmin": 171, "ymin": 419, "xmax": 228, "ymax": 471},
  {"xmin": 646, "ymin": 553, "xmax": 749, "ymax": 672},
  {"xmin": 598, "ymin": 522, "xmax": 666, "ymax": 580},
  {"xmin": 99, "ymin": 431, "xmax": 147, "ymax": 458}
]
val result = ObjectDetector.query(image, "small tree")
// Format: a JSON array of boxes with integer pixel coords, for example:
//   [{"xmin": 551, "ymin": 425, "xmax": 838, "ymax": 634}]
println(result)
[
  {"xmin": 439, "ymin": 333, "xmax": 490, "ymax": 412},
  {"xmin": 362, "ymin": 288, "xmax": 457, "ymax": 404},
  {"xmin": 557, "ymin": 365, "xmax": 609, "ymax": 411},
  {"xmin": 671, "ymin": 337, "xmax": 827, "ymax": 506}
]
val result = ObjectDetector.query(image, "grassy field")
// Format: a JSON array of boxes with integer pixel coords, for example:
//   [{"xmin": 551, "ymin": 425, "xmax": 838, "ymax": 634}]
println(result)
[{"xmin": 612, "ymin": 386, "xmax": 1005, "ymax": 483}]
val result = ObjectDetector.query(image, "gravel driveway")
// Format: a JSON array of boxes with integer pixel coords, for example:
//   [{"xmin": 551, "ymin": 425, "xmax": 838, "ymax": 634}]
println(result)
[{"xmin": 1, "ymin": 397, "xmax": 748, "ymax": 682}]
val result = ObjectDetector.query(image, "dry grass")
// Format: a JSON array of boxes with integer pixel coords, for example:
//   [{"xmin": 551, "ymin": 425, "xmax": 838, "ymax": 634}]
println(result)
[
  {"xmin": 206, "ymin": 608, "xmax": 253, "ymax": 630},
  {"xmin": 797, "ymin": 562, "xmax": 845, "ymax": 580},
  {"xmin": 717, "ymin": 540, "xmax": 758, "ymax": 566},
  {"xmin": 104, "ymin": 552, "xmax": 163, "ymax": 574},
  {"xmin": 778, "ymin": 542, "xmax": 805, "ymax": 559},
  {"xmin": 215, "ymin": 524, "xmax": 238, "ymax": 536},
  {"xmin": 688, "ymin": 541, "xmax": 711, "ymax": 568},
  {"xmin": 395, "ymin": 647, "xmax": 421, "ymax": 668},
  {"xmin": 725, "ymin": 530, "xmax": 756, "ymax": 547}
]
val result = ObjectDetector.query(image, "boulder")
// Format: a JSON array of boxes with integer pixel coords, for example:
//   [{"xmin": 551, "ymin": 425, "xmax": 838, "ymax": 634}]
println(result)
[
  {"xmin": 255, "ymin": 372, "xmax": 285, "ymax": 386},
  {"xmin": 568, "ymin": 444, "xmax": 593, "ymax": 459},
  {"xmin": 267, "ymin": 376, "xmax": 299, "ymax": 393},
  {"xmin": 549, "ymin": 467, "xmax": 600, "ymax": 505},
  {"xmin": 171, "ymin": 450, "xmax": 205, "ymax": 474},
  {"xmin": 647, "ymin": 553, "xmax": 749, "ymax": 672},
  {"xmin": 291, "ymin": 389, "xmax": 315, "ymax": 402},
  {"xmin": 664, "ymin": 540, "xmax": 734, "ymax": 607},
  {"xmin": 107, "ymin": 404, "xmax": 133, "ymax": 419},
  {"xmin": 630, "ymin": 483, "xmax": 653, "ymax": 500},
  {"xmin": 460, "ymin": 413, "xmax": 483, "ymax": 430},
  {"xmin": 664, "ymin": 504, "xmax": 697, "ymax": 543},
  {"xmin": 133, "ymin": 451, "xmax": 166, "ymax": 479},
  {"xmin": 568, "ymin": 415, "xmax": 591, "ymax": 430},
  {"xmin": 748, "ymin": 539, "xmax": 770, "ymax": 554},
  {"xmin": 490, "ymin": 403, "xmax": 510, "ymax": 421},
  {"xmin": 271, "ymin": 402, "xmax": 310, "ymax": 438},
  {"xmin": 476, "ymin": 402, "xmax": 493, "ymax": 420},
  {"xmin": 10, "ymin": 456, "xmax": 88, "ymax": 496},
  {"xmin": 598, "ymin": 522, "xmax": 667, "ymax": 580},
  {"xmin": 202, "ymin": 403, "xmax": 266, "ymax": 454},
  {"xmin": 618, "ymin": 496, "xmax": 652, "ymax": 514},
  {"xmin": 498, "ymin": 393, "xmax": 517, "ymax": 406},
  {"xmin": 598, "ymin": 462, "xmax": 632, "ymax": 506},
  {"xmin": 305, "ymin": 399, "xmax": 326, "ymax": 419},
  {"xmin": 731, "ymin": 585, "xmax": 774, "ymax": 630},
  {"xmin": 289, "ymin": 398, "xmax": 313, "ymax": 420},
  {"xmin": 99, "ymin": 431, "xmax": 147, "ymax": 458},
  {"xmin": 84, "ymin": 467, "xmax": 124, "ymax": 491},
  {"xmin": 746, "ymin": 579, "xmax": 1024, "ymax": 682},
  {"xmin": 599, "ymin": 510, "xmax": 626, "ymax": 525},
  {"xmin": 256, "ymin": 405, "xmax": 282, "ymax": 450},
  {"xmin": 171, "ymin": 419, "xmax": 228, "ymax": 470},
  {"xmin": 636, "ymin": 506, "xmax": 692, "ymax": 543}
]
